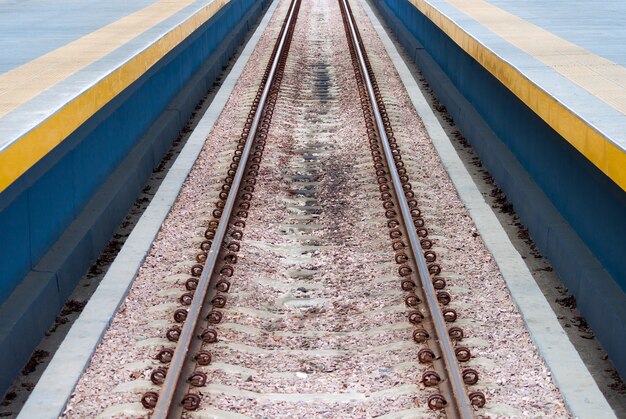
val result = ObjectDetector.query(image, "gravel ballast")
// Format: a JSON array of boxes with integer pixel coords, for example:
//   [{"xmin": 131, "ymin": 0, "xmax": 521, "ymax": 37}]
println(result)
[{"xmin": 60, "ymin": 0, "xmax": 572, "ymax": 417}]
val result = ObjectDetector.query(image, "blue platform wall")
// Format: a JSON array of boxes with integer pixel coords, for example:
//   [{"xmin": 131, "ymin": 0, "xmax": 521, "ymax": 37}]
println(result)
[
  {"xmin": 0, "ymin": 0, "xmax": 268, "ymax": 398},
  {"xmin": 371, "ymin": 0, "xmax": 626, "ymax": 378}
]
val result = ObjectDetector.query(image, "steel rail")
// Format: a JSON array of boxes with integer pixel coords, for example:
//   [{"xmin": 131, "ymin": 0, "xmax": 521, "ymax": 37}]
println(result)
[
  {"xmin": 339, "ymin": 0, "xmax": 474, "ymax": 417},
  {"xmin": 151, "ymin": 0, "xmax": 301, "ymax": 416}
]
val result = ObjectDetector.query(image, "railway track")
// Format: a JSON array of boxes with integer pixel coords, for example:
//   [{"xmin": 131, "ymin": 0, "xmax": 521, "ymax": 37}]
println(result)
[
  {"xmin": 338, "ymin": 0, "xmax": 485, "ymax": 416},
  {"xmin": 140, "ymin": 0, "xmax": 485, "ymax": 416}
]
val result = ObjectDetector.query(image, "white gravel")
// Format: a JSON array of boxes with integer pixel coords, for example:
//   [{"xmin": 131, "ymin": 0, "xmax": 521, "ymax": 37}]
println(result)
[{"xmin": 62, "ymin": 0, "xmax": 570, "ymax": 417}]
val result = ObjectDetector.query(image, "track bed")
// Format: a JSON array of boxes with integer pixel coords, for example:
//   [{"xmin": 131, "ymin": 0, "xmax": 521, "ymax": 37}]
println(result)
[{"xmin": 62, "ymin": 0, "xmax": 569, "ymax": 417}]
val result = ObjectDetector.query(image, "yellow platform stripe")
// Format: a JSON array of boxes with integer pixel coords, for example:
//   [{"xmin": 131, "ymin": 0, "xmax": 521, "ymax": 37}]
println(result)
[
  {"xmin": 0, "ymin": 0, "xmax": 230, "ymax": 193},
  {"xmin": 445, "ymin": 0, "xmax": 626, "ymax": 116},
  {"xmin": 408, "ymin": 0, "xmax": 626, "ymax": 192}
]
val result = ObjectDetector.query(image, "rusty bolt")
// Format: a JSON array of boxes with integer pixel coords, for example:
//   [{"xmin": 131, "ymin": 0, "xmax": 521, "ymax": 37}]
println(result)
[
  {"xmin": 424, "ymin": 250, "xmax": 437, "ymax": 263},
  {"xmin": 190, "ymin": 264, "xmax": 203, "ymax": 277},
  {"xmin": 185, "ymin": 278, "xmax": 199, "ymax": 291},
  {"xmin": 401, "ymin": 279, "xmax": 416, "ymax": 291},
  {"xmin": 432, "ymin": 277, "xmax": 446, "ymax": 290},
  {"xmin": 417, "ymin": 348, "xmax": 436, "ymax": 363},
  {"xmin": 150, "ymin": 367, "xmax": 167, "ymax": 385},
  {"xmin": 223, "ymin": 253, "xmax": 238, "ymax": 264},
  {"xmin": 166, "ymin": 326, "xmax": 181, "ymax": 342},
  {"xmin": 469, "ymin": 391, "xmax": 486, "ymax": 408},
  {"xmin": 428, "ymin": 264, "xmax": 441, "ymax": 275},
  {"xmin": 462, "ymin": 368, "xmax": 479, "ymax": 385},
  {"xmin": 398, "ymin": 266, "xmax": 412, "ymax": 277},
  {"xmin": 421, "ymin": 370, "xmax": 441, "ymax": 386},
  {"xmin": 195, "ymin": 351, "xmax": 212, "ymax": 366},
  {"xmin": 395, "ymin": 252, "xmax": 409, "ymax": 264},
  {"xmin": 427, "ymin": 394, "xmax": 447, "ymax": 410},
  {"xmin": 437, "ymin": 291, "xmax": 451, "ymax": 305},
  {"xmin": 455, "ymin": 346, "xmax": 472, "ymax": 362},
  {"xmin": 156, "ymin": 348, "xmax": 174, "ymax": 364},
  {"xmin": 173, "ymin": 308, "xmax": 188, "ymax": 323},
  {"xmin": 448, "ymin": 326, "xmax": 464, "ymax": 341},
  {"xmin": 405, "ymin": 295, "xmax": 420, "ymax": 307},
  {"xmin": 389, "ymin": 228, "xmax": 402, "ymax": 239},
  {"xmin": 413, "ymin": 328, "xmax": 429, "ymax": 343},
  {"xmin": 188, "ymin": 371, "xmax": 208, "ymax": 387},
  {"xmin": 212, "ymin": 295, "xmax": 227, "ymax": 308},
  {"xmin": 442, "ymin": 308, "xmax": 457, "ymax": 322},
  {"xmin": 392, "ymin": 240, "xmax": 406, "ymax": 251},
  {"xmin": 207, "ymin": 311, "xmax": 223, "ymax": 324},
  {"xmin": 199, "ymin": 328, "xmax": 218, "ymax": 343},
  {"xmin": 408, "ymin": 310, "xmax": 423, "ymax": 324},
  {"xmin": 220, "ymin": 266, "xmax": 234, "ymax": 277},
  {"xmin": 141, "ymin": 391, "xmax": 159, "ymax": 409},
  {"xmin": 181, "ymin": 393, "xmax": 201, "ymax": 411},
  {"xmin": 385, "ymin": 220, "xmax": 399, "ymax": 230},
  {"xmin": 179, "ymin": 292, "xmax": 194, "ymax": 306},
  {"xmin": 216, "ymin": 279, "xmax": 231, "ymax": 293}
]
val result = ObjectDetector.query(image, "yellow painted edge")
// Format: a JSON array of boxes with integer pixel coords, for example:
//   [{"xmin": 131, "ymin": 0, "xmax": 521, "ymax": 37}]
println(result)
[
  {"xmin": 410, "ymin": 0, "xmax": 626, "ymax": 192},
  {"xmin": 0, "ymin": 0, "xmax": 230, "ymax": 193}
]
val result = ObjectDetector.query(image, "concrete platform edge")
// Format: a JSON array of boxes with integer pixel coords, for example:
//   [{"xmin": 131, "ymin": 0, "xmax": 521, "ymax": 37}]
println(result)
[
  {"xmin": 359, "ymin": 0, "xmax": 615, "ymax": 417},
  {"xmin": 16, "ymin": 1, "xmax": 279, "ymax": 417}
]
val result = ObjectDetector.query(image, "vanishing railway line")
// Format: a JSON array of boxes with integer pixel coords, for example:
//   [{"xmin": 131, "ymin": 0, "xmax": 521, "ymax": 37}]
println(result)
[
  {"xmin": 139, "ymin": 0, "xmax": 485, "ymax": 416},
  {"xmin": 142, "ymin": 0, "xmax": 302, "ymax": 416},
  {"xmin": 339, "ymin": 0, "xmax": 484, "ymax": 415}
]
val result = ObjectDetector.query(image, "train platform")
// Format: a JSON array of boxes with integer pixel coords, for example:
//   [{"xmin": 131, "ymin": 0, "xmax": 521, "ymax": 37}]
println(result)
[
  {"xmin": 0, "ymin": 0, "xmax": 269, "ymax": 398},
  {"xmin": 1, "ymin": 0, "xmax": 226, "ymax": 192},
  {"xmin": 373, "ymin": 0, "xmax": 626, "ymax": 383},
  {"xmin": 408, "ymin": 0, "xmax": 626, "ymax": 190}
]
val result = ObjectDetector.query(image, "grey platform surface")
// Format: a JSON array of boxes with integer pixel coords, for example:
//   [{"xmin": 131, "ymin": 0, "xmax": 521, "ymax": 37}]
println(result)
[
  {"xmin": 488, "ymin": 0, "xmax": 626, "ymax": 65},
  {"xmin": 0, "ymin": 0, "xmax": 157, "ymax": 72}
]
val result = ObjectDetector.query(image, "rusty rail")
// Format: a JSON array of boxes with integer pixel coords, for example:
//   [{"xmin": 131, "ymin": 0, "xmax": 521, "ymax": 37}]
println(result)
[
  {"xmin": 338, "ymin": 0, "xmax": 483, "ymax": 416},
  {"xmin": 142, "ymin": 0, "xmax": 302, "ymax": 416}
]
